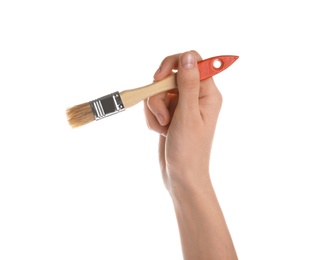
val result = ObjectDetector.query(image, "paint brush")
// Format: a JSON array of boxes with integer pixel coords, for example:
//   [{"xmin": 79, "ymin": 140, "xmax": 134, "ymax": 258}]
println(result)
[{"xmin": 66, "ymin": 55, "xmax": 239, "ymax": 128}]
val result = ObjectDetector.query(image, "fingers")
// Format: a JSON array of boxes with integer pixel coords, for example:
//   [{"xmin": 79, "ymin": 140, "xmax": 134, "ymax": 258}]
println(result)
[
  {"xmin": 176, "ymin": 52, "xmax": 201, "ymax": 115},
  {"xmin": 144, "ymin": 50, "xmax": 204, "ymax": 134},
  {"xmin": 144, "ymin": 53, "xmax": 181, "ymax": 135},
  {"xmin": 175, "ymin": 51, "xmax": 222, "ymax": 123},
  {"xmin": 153, "ymin": 54, "xmax": 179, "ymax": 82},
  {"xmin": 149, "ymin": 90, "xmax": 170, "ymax": 122},
  {"xmin": 144, "ymin": 96, "xmax": 169, "ymax": 136}
]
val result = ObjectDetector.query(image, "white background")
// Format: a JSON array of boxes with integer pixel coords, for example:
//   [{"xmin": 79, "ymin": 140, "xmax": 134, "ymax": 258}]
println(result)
[{"xmin": 0, "ymin": 0, "xmax": 310, "ymax": 259}]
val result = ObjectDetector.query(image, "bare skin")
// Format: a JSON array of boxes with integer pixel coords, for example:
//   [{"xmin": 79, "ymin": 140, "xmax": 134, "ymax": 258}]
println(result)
[{"xmin": 144, "ymin": 51, "xmax": 238, "ymax": 260}]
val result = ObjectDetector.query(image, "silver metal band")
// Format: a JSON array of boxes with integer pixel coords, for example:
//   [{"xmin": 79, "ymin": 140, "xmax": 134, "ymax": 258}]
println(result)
[{"xmin": 89, "ymin": 92, "xmax": 125, "ymax": 120}]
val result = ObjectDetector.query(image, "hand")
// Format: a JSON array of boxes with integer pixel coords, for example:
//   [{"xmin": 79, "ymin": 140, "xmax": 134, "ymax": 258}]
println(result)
[
  {"xmin": 144, "ymin": 51, "xmax": 237, "ymax": 259},
  {"xmin": 144, "ymin": 51, "xmax": 223, "ymax": 193}
]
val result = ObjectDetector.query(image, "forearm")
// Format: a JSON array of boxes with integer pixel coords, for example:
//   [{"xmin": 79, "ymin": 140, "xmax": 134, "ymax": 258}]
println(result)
[{"xmin": 170, "ymin": 175, "xmax": 237, "ymax": 260}]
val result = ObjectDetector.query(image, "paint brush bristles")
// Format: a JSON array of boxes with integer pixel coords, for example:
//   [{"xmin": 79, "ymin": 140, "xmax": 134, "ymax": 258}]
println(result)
[{"xmin": 66, "ymin": 102, "xmax": 94, "ymax": 128}]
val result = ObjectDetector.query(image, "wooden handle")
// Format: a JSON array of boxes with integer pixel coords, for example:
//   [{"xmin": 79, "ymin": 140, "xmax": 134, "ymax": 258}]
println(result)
[{"xmin": 120, "ymin": 73, "xmax": 177, "ymax": 108}]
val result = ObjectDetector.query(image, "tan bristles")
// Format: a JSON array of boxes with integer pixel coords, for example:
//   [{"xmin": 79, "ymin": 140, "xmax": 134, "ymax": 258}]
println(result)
[{"xmin": 66, "ymin": 102, "xmax": 95, "ymax": 128}]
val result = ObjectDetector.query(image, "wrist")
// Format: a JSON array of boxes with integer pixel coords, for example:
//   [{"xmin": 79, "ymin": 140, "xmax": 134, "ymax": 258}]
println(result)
[
  {"xmin": 167, "ymin": 170, "xmax": 238, "ymax": 260},
  {"xmin": 167, "ymin": 170, "xmax": 212, "ymax": 205}
]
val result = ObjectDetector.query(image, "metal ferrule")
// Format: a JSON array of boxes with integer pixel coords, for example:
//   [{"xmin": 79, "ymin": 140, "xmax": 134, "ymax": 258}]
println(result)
[{"xmin": 89, "ymin": 91, "xmax": 125, "ymax": 120}]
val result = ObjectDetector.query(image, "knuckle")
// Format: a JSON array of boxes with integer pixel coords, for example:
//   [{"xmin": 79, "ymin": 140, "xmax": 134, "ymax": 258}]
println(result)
[{"xmin": 210, "ymin": 90, "xmax": 223, "ymax": 108}]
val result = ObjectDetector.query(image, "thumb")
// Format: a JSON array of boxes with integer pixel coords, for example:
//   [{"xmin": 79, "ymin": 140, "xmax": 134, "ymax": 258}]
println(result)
[{"xmin": 176, "ymin": 52, "xmax": 201, "ymax": 113}]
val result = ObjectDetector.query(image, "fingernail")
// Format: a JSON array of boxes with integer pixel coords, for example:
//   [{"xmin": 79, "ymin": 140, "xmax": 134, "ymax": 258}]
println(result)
[
  {"xmin": 181, "ymin": 52, "xmax": 195, "ymax": 69},
  {"xmin": 156, "ymin": 113, "xmax": 165, "ymax": 126}
]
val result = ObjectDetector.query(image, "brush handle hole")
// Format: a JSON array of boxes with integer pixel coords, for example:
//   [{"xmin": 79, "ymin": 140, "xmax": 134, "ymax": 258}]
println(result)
[{"xmin": 213, "ymin": 59, "xmax": 223, "ymax": 69}]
